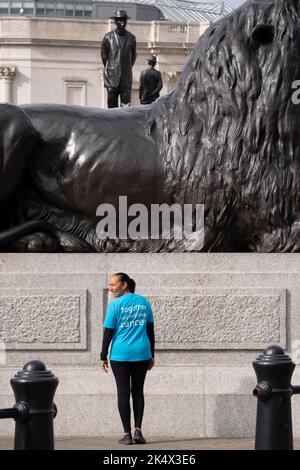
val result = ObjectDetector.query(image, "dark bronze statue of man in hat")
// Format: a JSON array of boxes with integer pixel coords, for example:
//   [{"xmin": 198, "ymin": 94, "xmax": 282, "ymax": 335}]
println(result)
[
  {"xmin": 139, "ymin": 55, "xmax": 163, "ymax": 105},
  {"xmin": 101, "ymin": 10, "xmax": 137, "ymax": 108}
]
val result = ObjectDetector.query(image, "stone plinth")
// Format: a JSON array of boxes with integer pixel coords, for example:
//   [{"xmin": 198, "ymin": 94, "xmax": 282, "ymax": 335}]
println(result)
[{"xmin": 0, "ymin": 253, "xmax": 299, "ymax": 438}]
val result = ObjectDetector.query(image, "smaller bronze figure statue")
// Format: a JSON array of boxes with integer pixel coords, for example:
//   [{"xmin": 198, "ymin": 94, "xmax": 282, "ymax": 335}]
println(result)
[
  {"xmin": 101, "ymin": 10, "xmax": 137, "ymax": 108},
  {"xmin": 139, "ymin": 55, "xmax": 163, "ymax": 105}
]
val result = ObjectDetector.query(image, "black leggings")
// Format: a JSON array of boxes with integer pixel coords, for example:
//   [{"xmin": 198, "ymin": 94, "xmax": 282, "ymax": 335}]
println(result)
[{"xmin": 110, "ymin": 360, "xmax": 149, "ymax": 433}]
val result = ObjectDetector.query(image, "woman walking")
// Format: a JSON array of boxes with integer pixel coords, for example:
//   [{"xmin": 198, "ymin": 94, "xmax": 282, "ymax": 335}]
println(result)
[{"xmin": 100, "ymin": 272, "xmax": 155, "ymax": 445}]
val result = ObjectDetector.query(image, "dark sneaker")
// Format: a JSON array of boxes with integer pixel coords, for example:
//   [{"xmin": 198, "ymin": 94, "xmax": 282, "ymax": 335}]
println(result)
[
  {"xmin": 118, "ymin": 433, "xmax": 133, "ymax": 445},
  {"xmin": 133, "ymin": 429, "xmax": 146, "ymax": 444}
]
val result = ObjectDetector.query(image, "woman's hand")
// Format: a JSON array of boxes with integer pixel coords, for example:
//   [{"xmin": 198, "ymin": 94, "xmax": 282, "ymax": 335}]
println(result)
[
  {"xmin": 148, "ymin": 359, "xmax": 155, "ymax": 371},
  {"xmin": 100, "ymin": 360, "xmax": 109, "ymax": 373}
]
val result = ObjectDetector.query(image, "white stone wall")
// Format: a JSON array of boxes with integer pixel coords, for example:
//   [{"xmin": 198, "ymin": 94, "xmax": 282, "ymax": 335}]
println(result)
[
  {"xmin": 0, "ymin": 253, "xmax": 300, "ymax": 438},
  {"xmin": 0, "ymin": 17, "xmax": 209, "ymax": 107}
]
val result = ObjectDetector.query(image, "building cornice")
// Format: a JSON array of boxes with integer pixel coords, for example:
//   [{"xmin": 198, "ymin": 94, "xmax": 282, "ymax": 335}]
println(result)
[
  {"xmin": 0, "ymin": 16, "xmax": 208, "ymax": 46},
  {"xmin": 0, "ymin": 38, "xmax": 194, "ymax": 54}
]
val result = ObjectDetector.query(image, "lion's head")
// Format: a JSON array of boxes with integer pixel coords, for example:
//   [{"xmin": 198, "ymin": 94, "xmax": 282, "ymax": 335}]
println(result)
[{"xmin": 152, "ymin": 0, "xmax": 300, "ymax": 251}]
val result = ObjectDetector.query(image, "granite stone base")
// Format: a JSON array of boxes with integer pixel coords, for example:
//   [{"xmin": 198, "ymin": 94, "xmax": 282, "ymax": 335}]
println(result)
[{"xmin": 0, "ymin": 253, "xmax": 299, "ymax": 438}]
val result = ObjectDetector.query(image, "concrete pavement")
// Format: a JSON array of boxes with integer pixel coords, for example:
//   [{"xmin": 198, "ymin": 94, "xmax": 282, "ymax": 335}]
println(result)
[{"xmin": 1, "ymin": 436, "xmax": 300, "ymax": 450}]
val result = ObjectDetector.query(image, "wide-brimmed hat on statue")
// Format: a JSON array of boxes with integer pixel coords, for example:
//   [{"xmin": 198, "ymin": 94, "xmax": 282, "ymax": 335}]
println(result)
[
  {"xmin": 147, "ymin": 55, "xmax": 157, "ymax": 64},
  {"xmin": 110, "ymin": 10, "xmax": 130, "ymax": 19}
]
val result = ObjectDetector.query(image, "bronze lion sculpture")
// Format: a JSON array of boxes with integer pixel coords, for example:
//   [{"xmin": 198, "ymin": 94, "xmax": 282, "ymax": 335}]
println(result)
[{"xmin": 1, "ymin": 0, "xmax": 300, "ymax": 252}]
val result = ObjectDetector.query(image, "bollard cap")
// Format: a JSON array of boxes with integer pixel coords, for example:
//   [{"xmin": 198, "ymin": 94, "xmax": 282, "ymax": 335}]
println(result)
[
  {"xmin": 11, "ymin": 360, "xmax": 59, "ymax": 385},
  {"xmin": 253, "ymin": 344, "xmax": 294, "ymax": 366},
  {"xmin": 265, "ymin": 345, "xmax": 284, "ymax": 356},
  {"xmin": 23, "ymin": 360, "xmax": 46, "ymax": 372}
]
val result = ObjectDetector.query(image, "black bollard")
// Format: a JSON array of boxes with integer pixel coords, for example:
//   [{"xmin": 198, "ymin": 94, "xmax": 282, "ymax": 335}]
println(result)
[
  {"xmin": 253, "ymin": 345, "xmax": 300, "ymax": 450},
  {"xmin": 10, "ymin": 360, "xmax": 59, "ymax": 450}
]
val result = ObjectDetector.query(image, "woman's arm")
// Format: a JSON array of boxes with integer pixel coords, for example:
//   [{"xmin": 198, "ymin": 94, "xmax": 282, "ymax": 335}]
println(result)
[
  {"xmin": 146, "ymin": 322, "xmax": 155, "ymax": 358},
  {"xmin": 100, "ymin": 327, "xmax": 114, "ymax": 361},
  {"xmin": 100, "ymin": 327, "xmax": 114, "ymax": 373}
]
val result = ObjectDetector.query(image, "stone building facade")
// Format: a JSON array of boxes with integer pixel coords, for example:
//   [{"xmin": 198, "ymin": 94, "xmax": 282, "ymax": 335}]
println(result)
[{"xmin": 0, "ymin": 16, "xmax": 209, "ymax": 107}]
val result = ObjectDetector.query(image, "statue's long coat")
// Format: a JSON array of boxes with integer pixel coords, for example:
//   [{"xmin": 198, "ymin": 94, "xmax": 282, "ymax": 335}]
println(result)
[{"xmin": 101, "ymin": 30, "xmax": 136, "ymax": 89}]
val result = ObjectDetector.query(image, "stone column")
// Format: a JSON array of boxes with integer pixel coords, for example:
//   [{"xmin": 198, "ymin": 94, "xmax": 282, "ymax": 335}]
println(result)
[{"xmin": 0, "ymin": 65, "xmax": 16, "ymax": 103}]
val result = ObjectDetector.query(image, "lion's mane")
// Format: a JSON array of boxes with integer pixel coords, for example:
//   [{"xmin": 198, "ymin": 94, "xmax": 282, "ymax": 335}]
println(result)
[{"xmin": 151, "ymin": 0, "xmax": 300, "ymax": 251}]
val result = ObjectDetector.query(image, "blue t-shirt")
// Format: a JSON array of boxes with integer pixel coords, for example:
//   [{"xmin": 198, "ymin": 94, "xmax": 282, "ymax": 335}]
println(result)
[{"xmin": 103, "ymin": 292, "xmax": 154, "ymax": 361}]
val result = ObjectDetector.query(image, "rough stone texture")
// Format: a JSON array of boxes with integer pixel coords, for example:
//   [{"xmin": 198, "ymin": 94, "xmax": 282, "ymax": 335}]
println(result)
[
  {"xmin": 148, "ymin": 289, "xmax": 285, "ymax": 349},
  {"xmin": 0, "ymin": 289, "xmax": 87, "ymax": 349},
  {"xmin": 0, "ymin": 270, "xmax": 105, "ymax": 365}
]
